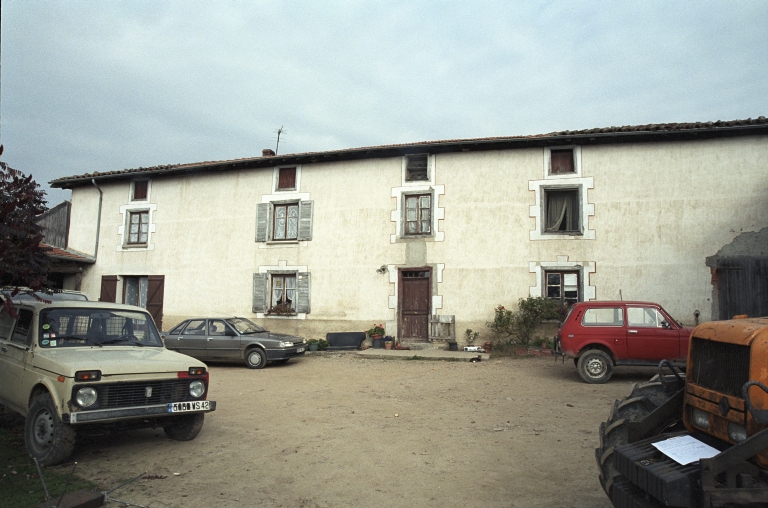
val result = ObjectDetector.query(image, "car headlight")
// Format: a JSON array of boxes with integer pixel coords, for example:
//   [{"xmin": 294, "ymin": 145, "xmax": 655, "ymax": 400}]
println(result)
[
  {"xmin": 728, "ymin": 422, "xmax": 747, "ymax": 443},
  {"xmin": 189, "ymin": 380, "xmax": 205, "ymax": 398},
  {"xmin": 279, "ymin": 341, "xmax": 295, "ymax": 348},
  {"xmin": 76, "ymin": 387, "xmax": 98, "ymax": 407},
  {"xmin": 691, "ymin": 408, "xmax": 710, "ymax": 430}
]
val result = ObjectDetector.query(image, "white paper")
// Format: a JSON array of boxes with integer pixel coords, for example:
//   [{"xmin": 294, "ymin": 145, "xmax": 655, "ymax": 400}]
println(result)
[{"xmin": 651, "ymin": 435, "xmax": 720, "ymax": 465}]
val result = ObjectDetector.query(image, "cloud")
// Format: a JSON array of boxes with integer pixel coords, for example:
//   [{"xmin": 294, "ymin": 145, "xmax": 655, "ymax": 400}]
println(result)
[{"xmin": 1, "ymin": 1, "xmax": 766, "ymax": 205}]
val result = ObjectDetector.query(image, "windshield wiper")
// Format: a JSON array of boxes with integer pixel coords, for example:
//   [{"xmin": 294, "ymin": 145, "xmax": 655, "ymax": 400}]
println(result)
[{"xmin": 97, "ymin": 337, "xmax": 143, "ymax": 346}]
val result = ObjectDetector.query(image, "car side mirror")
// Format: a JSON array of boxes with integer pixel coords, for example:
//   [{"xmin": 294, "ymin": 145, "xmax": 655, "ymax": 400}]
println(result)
[
  {"xmin": 661, "ymin": 320, "xmax": 670, "ymax": 329},
  {"xmin": 226, "ymin": 329, "xmax": 237, "ymax": 337}
]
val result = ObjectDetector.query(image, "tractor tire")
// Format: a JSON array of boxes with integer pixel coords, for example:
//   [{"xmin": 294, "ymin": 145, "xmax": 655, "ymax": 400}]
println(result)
[{"xmin": 595, "ymin": 378, "xmax": 682, "ymax": 502}]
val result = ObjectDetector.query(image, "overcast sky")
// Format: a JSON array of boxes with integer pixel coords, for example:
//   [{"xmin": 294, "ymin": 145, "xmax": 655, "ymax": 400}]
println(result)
[{"xmin": 1, "ymin": 1, "xmax": 766, "ymax": 206}]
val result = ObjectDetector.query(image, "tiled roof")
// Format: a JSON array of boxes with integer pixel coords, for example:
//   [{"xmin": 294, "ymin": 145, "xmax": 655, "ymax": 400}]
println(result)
[
  {"xmin": 51, "ymin": 116, "xmax": 767, "ymax": 188},
  {"xmin": 42, "ymin": 244, "xmax": 95, "ymax": 263}
]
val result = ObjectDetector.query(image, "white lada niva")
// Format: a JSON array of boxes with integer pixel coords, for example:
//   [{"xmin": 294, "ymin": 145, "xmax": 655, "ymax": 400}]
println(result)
[{"xmin": 0, "ymin": 297, "xmax": 216, "ymax": 466}]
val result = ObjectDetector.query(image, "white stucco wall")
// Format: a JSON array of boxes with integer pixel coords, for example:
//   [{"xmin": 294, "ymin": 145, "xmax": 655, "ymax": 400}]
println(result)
[{"xmin": 66, "ymin": 135, "xmax": 768, "ymax": 338}]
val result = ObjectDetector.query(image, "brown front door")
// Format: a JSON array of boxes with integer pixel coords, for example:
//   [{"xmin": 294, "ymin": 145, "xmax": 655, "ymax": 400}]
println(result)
[{"xmin": 400, "ymin": 269, "xmax": 431, "ymax": 340}]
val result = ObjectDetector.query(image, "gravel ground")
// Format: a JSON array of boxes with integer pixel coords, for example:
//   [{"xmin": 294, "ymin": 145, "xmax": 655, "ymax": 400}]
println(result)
[{"xmin": 41, "ymin": 354, "xmax": 658, "ymax": 507}]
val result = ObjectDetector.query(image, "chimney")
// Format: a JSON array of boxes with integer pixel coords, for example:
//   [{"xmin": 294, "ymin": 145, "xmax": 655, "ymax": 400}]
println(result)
[{"xmin": 262, "ymin": 149, "xmax": 275, "ymax": 157}]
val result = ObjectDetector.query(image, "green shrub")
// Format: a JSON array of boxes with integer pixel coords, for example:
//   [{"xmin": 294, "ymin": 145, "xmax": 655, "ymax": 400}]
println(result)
[{"xmin": 486, "ymin": 297, "xmax": 561, "ymax": 346}]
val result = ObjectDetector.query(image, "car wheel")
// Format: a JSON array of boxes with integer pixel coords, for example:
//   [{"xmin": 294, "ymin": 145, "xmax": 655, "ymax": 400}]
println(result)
[
  {"xmin": 577, "ymin": 350, "xmax": 613, "ymax": 384},
  {"xmin": 245, "ymin": 348, "xmax": 267, "ymax": 369},
  {"xmin": 164, "ymin": 413, "xmax": 204, "ymax": 441},
  {"xmin": 24, "ymin": 392, "xmax": 77, "ymax": 466}
]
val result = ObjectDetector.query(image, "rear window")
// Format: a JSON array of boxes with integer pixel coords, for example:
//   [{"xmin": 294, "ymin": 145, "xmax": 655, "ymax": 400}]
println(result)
[{"xmin": 582, "ymin": 307, "xmax": 624, "ymax": 327}]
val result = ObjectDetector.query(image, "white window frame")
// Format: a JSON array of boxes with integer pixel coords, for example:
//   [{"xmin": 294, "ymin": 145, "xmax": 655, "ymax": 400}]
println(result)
[
  {"xmin": 273, "ymin": 165, "xmax": 301, "ymax": 193},
  {"xmin": 253, "ymin": 261, "xmax": 310, "ymax": 320},
  {"xmin": 117, "ymin": 203, "xmax": 157, "ymax": 251},
  {"xmin": 529, "ymin": 257, "xmax": 596, "ymax": 301},
  {"xmin": 392, "ymin": 154, "xmax": 444, "ymax": 243}
]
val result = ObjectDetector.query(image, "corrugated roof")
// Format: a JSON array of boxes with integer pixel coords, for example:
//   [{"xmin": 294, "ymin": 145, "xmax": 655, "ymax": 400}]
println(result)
[{"xmin": 51, "ymin": 116, "xmax": 767, "ymax": 188}]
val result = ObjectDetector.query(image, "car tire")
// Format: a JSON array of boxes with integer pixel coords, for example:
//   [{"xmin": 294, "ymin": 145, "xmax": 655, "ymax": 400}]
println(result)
[
  {"xmin": 24, "ymin": 392, "xmax": 77, "ymax": 467},
  {"xmin": 577, "ymin": 350, "xmax": 613, "ymax": 384},
  {"xmin": 245, "ymin": 348, "xmax": 267, "ymax": 369},
  {"xmin": 164, "ymin": 413, "xmax": 204, "ymax": 441},
  {"xmin": 595, "ymin": 379, "xmax": 681, "ymax": 500}
]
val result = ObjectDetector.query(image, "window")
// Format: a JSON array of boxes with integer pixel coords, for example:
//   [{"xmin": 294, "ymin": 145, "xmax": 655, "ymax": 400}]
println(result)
[
  {"xmin": 132, "ymin": 180, "xmax": 148, "ymax": 201},
  {"xmin": 124, "ymin": 276, "xmax": 148, "ymax": 307},
  {"xmin": 273, "ymin": 203, "xmax": 299, "ymax": 240},
  {"xmin": 405, "ymin": 194, "xmax": 431, "ymax": 235},
  {"xmin": 406, "ymin": 154, "xmax": 429, "ymax": 181},
  {"xmin": 550, "ymin": 149, "xmax": 575, "ymax": 174},
  {"xmin": 544, "ymin": 189, "xmax": 580, "ymax": 233},
  {"xmin": 545, "ymin": 271, "xmax": 580, "ymax": 306},
  {"xmin": 128, "ymin": 211, "xmax": 150, "ymax": 244},
  {"xmin": 255, "ymin": 200, "xmax": 313, "ymax": 243},
  {"xmin": 582, "ymin": 307, "xmax": 624, "ymax": 326},
  {"xmin": 277, "ymin": 167, "xmax": 297, "ymax": 190},
  {"xmin": 252, "ymin": 272, "xmax": 311, "ymax": 315},
  {"xmin": 270, "ymin": 274, "xmax": 296, "ymax": 313},
  {"xmin": 11, "ymin": 309, "xmax": 33, "ymax": 344},
  {"xmin": 627, "ymin": 307, "xmax": 665, "ymax": 328}
]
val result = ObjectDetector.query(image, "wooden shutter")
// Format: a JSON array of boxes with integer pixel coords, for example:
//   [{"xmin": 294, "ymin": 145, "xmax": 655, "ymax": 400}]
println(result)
[
  {"xmin": 133, "ymin": 180, "xmax": 148, "ymax": 200},
  {"xmin": 296, "ymin": 272, "xmax": 311, "ymax": 314},
  {"xmin": 277, "ymin": 167, "xmax": 296, "ymax": 189},
  {"xmin": 297, "ymin": 200, "xmax": 313, "ymax": 241},
  {"xmin": 255, "ymin": 203, "xmax": 269, "ymax": 242},
  {"xmin": 252, "ymin": 273, "xmax": 268, "ymax": 313},
  {"xmin": 99, "ymin": 276, "xmax": 118, "ymax": 302},
  {"xmin": 146, "ymin": 275, "xmax": 165, "ymax": 331}
]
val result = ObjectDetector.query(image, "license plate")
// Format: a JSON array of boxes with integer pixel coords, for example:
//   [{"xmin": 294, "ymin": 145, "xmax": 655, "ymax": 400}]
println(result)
[
  {"xmin": 296, "ymin": 347, "xmax": 305, "ymax": 353},
  {"xmin": 168, "ymin": 401, "xmax": 210, "ymax": 413}
]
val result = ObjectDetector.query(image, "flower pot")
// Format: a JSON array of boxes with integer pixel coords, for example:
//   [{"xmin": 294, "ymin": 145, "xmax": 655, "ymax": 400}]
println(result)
[
  {"xmin": 372, "ymin": 338, "xmax": 384, "ymax": 349},
  {"xmin": 384, "ymin": 341, "xmax": 393, "ymax": 350},
  {"xmin": 483, "ymin": 341, "xmax": 492, "ymax": 352},
  {"xmin": 308, "ymin": 343, "xmax": 319, "ymax": 352}
]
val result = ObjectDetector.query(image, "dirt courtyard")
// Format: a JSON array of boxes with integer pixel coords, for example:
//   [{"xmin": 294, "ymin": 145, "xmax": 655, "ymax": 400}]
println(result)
[{"xmin": 50, "ymin": 354, "xmax": 658, "ymax": 507}]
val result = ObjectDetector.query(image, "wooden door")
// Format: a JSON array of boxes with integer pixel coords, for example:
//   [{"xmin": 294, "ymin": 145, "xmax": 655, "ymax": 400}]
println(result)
[
  {"xmin": 400, "ymin": 269, "xmax": 430, "ymax": 340},
  {"xmin": 146, "ymin": 275, "xmax": 165, "ymax": 331}
]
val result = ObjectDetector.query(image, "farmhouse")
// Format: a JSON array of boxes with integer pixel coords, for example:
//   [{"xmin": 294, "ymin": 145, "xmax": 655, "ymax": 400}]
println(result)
[{"xmin": 48, "ymin": 118, "xmax": 768, "ymax": 344}]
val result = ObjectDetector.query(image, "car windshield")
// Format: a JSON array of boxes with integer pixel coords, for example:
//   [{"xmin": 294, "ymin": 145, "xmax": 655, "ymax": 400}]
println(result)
[
  {"xmin": 227, "ymin": 318, "xmax": 265, "ymax": 334},
  {"xmin": 39, "ymin": 308, "xmax": 163, "ymax": 347}
]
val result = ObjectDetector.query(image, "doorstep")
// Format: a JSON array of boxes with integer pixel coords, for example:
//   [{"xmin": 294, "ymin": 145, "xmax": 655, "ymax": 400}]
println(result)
[{"xmin": 356, "ymin": 348, "xmax": 491, "ymax": 362}]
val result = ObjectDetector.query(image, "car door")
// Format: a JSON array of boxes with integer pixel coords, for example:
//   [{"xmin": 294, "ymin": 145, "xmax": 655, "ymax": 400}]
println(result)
[
  {"xmin": 626, "ymin": 306, "xmax": 681, "ymax": 360},
  {"xmin": 168, "ymin": 319, "xmax": 209, "ymax": 359},
  {"xmin": 204, "ymin": 319, "xmax": 241, "ymax": 359},
  {"xmin": 0, "ymin": 307, "xmax": 34, "ymax": 411},
  {"xmin": 577, "ymin": 306, "xmax": 628, "ymax": 358}
]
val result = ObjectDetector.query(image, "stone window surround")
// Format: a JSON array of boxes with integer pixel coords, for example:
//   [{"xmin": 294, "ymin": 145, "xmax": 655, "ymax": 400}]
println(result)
[
  {"xmin": 254, "ymin": 261, "xmax": 308, "ymax": 320},
  {"xmin": 529, "ymin": 257, "xmax": 596, "ymax": 301},
  {"xmin": 391, "ymin": 154, "xmax": 444, "ymax": 243},
  {"xmin": 273, "ymin": 164, "xmax": 301, "ymax": 193},
  {"xmin": 117, "ymin": 203, "xmax": 157, "ymax": 251}
]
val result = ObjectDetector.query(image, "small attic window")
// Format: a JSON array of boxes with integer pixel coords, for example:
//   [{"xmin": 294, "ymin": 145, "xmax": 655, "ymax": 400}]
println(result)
[
  {"xmin": 132, "ymin": 180, "xmax": 148, "ymax": 201},
  {"xmin": 277, "ymin": 167, "xmax": 297, "ymax": 190},
  {"xmin": 550, "ymin": 149, "xmax": 575, "ymax": 174},
  {"xmin": 406, "ymin": 154, "xmax": 429, "ymax": 181}
]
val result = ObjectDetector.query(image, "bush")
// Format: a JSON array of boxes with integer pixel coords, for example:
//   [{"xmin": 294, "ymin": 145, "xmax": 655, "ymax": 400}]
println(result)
[{"xmin": 486, "ymin": 297, "xmax": 561, "ymax": 346}]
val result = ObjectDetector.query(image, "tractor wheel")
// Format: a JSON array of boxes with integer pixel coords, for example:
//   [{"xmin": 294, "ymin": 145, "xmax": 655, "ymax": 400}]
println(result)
[{"xmin": 595, "ymin": 378, "xmax": 681, "ymax": 502}]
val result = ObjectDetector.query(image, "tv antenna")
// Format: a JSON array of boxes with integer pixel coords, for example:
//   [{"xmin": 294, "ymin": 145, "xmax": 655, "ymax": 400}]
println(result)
[{"xmin": 274, "ymin": 126, "xmax": 285, "ymax": 155}]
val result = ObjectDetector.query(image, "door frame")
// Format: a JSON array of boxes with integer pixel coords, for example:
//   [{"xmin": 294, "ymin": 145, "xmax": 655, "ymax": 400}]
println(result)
[{"xmin": 398, "ymin": 266, "xmax": 432, "ymax": 340}]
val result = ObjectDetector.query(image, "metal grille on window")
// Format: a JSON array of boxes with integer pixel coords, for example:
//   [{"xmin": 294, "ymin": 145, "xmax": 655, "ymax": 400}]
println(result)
[{"xmin": 129, "ymin": 212, "xmax": 149, "ymax": 243}]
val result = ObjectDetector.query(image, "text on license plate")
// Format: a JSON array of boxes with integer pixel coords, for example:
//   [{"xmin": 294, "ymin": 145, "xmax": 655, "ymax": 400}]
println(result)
[
  {"xmin": 168, "ymin": 401, "xmax": 210, "ymax": 413},
  {"xmin": 297, "ymin": 347, "xmax": 305, "ymax": 353}
]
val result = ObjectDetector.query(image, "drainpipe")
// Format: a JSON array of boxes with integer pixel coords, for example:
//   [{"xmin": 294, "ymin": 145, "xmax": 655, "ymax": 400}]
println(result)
[{"xmin": 91, "ymin": 179, "xmax": 103, "ymax": 260}]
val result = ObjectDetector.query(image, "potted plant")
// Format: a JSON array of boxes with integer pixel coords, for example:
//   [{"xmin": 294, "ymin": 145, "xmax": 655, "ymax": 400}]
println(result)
[
  {"xmin": 307, "ymin": 338, "xmax": 319, "ymax": 352},
  {"xmin": 366, "ymin": 324, "xmax": 385, "ymax": 349},
  {"xmin": 464, "ymin": 328, "xmax": 479, "ymax": 345},
  {"xmin": 447, "ymin": 339, "xmax": 459, "ymax": 351},
  {"xmin": 383, "ymin": 335, "xmax": 394, "ymax": 350},
  {"xmin": 268, "ymin": 302, "xmax": 294, "ymax": 316}
]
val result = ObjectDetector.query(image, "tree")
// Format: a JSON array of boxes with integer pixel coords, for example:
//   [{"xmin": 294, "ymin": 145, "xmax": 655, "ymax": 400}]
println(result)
[{"xmin": 0, "ymin": 146, "xmax": 50, "ymax": 311}]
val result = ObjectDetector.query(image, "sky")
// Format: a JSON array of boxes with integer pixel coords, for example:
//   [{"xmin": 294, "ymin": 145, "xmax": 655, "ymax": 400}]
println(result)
[{"xmin": 1, "ymin": 1, "xmax": 767, "ymax": 206}]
